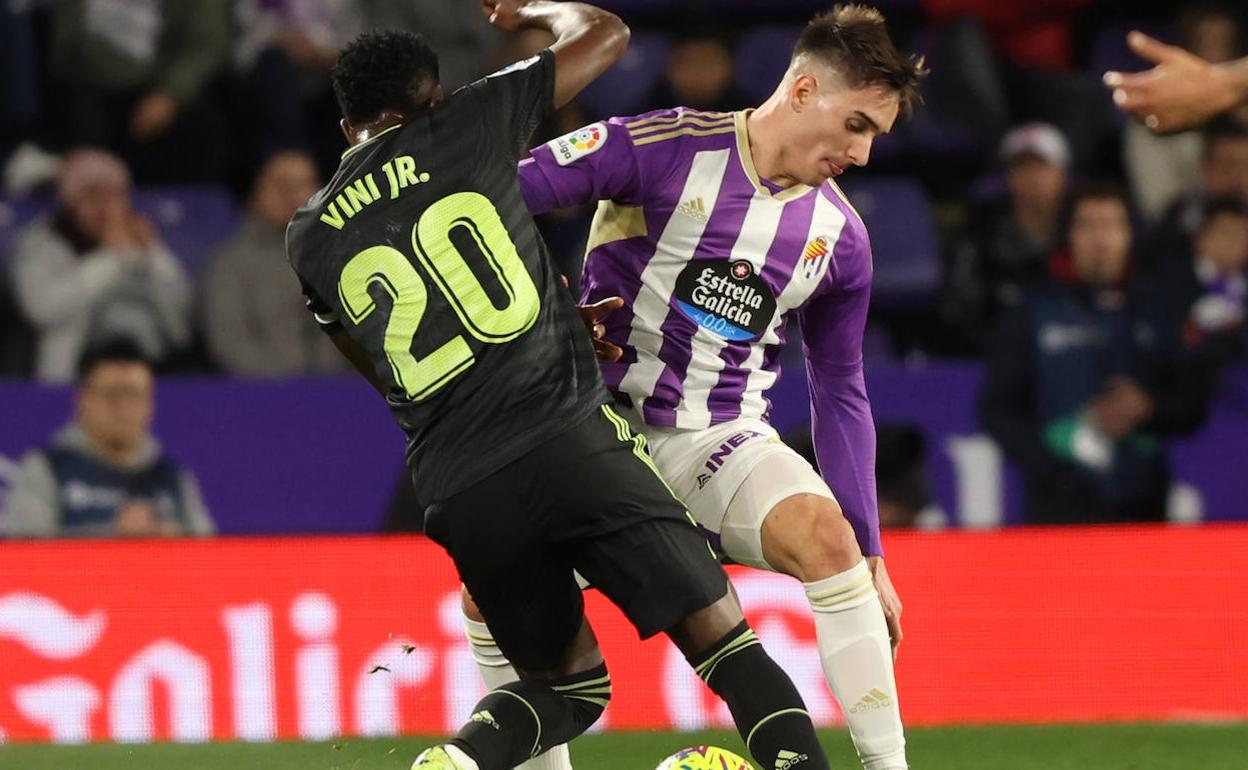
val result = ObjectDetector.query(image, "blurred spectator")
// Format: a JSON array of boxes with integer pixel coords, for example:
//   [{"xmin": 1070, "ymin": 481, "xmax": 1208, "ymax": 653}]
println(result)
[
  {"xmin": 940, "ymin": 123, "xmax": 1071, "ymax": 354},
  {"xmin": 1157, "ymin": 197, "xmax": 1248, "ymax": 373},
  {"xmin": 0, "ymin": 266, "xmax": 36, "ymax": 378},
  {"xmin": 980, "ymin": 183, "xmax": 1209, "ymax": 524},
  {"xmin": 3, "ymin": 341, "xmax": 214, "ymax": 538},
  {"xmin": 44, "ymin": 0, "xmax": 232, "ymax": 184},
  {"xmin": 1124, "ymin": 4, "xmax": 1244, "ymax": 222},
  {"xmin": 1145, "ymin": 118, "xmax": 1248, "ymax": 269},
  {"xmin": 201, "ymin": 151, "xmax": 346, "ymax": 377},
  {"xmin": 874, "ymin": 425, "xmax": 932, "ymax": 530},
  {"xmin": 0, "ymin": 0, "xmax": 39, "ymax": 173},
  {"xmin": 11, "ymin": 148, "xmax": 192, "ymax": 383},
  {"xmin": 230, "ymin": 0, "xmax": 502, "ymax": 181},
  {"xmin": 784, "ymin": 425, "xmax": 931, "ymax": 530},
  {"xmin": 357, "ymin": 0, "xmax": 502, "ymax": 92},
  {"xmin": 231, "ymin": 0, "xmax": 358, "ymax": 183},
  {"xmin": 923, "ymin": 0, "xmax": 1090, "ymax": 72},
  {"xmin": 923, "ymin": 0, "xmax": 1114, "ymax": 171},
  {"xmin": 646, "ymin": 27, "xmax": 747, "ymax": 113}
]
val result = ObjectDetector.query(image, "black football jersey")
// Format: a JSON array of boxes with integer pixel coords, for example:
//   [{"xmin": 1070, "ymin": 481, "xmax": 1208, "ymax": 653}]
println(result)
[{"xmin": 287, "ymin": 51, "xmax": 608, "ymax": 505}]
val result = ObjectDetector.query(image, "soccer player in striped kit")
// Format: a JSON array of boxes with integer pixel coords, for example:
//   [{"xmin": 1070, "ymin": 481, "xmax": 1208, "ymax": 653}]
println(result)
[{"xmin": 464, "ymin": 6, "xmax": 925, "ymax": 770}]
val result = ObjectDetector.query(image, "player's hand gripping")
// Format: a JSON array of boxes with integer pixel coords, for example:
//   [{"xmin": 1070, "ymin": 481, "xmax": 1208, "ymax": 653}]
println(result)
[
  {"xmin": 1103, "ymin": 31, "xmax": 1245, "ymax": 134},
  {"xmin": 579, "ymin": 297, "xmax": 625, "ymax": 363},
  {"xmin": 867, "ymin": 556, "xmax": 903, "ymax": 659}
]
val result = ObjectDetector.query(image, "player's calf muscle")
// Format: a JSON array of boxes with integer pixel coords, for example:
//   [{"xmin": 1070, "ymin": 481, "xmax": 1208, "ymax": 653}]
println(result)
[
  {"xmin": 665, "ymin": 592, "xmax": 745, "ymax": 658},
  {"xmin": 761, "ymin": 494, "xmax": 862, "ymax": 582}
]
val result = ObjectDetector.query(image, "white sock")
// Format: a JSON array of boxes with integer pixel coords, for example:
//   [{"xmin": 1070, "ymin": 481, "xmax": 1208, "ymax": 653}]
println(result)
[
  {"xmin": 464, "ymin": 617, "xmax": 575, "ymax": 770},
  {"xmin": 804, "ymin": 560, "xmax": 907, "ymax": 770}
]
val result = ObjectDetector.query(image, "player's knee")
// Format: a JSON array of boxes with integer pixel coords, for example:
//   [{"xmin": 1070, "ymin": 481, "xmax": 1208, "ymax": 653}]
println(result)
[
  {"xmin": 762, "ymin": 494, "xmax": 861, "ymax": 582},
  {"xmin": 552, "ymin": 665, "xmax": 612, "ymax": 732},
  {"xmin": 460, "ymin": 585, "xmax": 486, "ymax": 623}
]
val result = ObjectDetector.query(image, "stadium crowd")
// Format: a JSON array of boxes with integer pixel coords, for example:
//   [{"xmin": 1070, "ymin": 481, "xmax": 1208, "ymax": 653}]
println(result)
[{"xmin": 1, "ymin": 0, "xmax": 1246, "ymax": 533}]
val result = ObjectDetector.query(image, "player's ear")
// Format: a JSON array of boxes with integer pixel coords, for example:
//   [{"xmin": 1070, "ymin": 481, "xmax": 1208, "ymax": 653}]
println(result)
[
  {"xmin": 339, "ymin": 118, "xmax": 353, "ymax": 143},
  {"xmin": 790, "ymin": 73, "xmax": 816, "ymax": 113}
]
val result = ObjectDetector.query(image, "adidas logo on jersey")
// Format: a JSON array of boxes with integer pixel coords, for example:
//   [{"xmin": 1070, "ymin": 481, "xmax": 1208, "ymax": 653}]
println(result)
[
  {"xmin": 676, "ymin": 197, "xmax": 710, "ymax": 223},
  {"xmin": 469, "ymin": 709, "xmax": 500, "ymax": 730},
  {"xmin": 848, "ymin": 688, "xmax": 893, "ymax": 714},
  {"xmin": 775, "ymin": 748, "xmax": 809, "ymax": 770}
]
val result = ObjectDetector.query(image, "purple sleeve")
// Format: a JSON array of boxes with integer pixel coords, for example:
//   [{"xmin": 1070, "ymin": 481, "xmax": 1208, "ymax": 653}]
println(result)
[
  {"xmin": 518, "ymin": 117, "xmax": 644, "ymax": 215},
  {"xmin": 796, "ymin": 232, "xmax": 881, "ymax": 557}
]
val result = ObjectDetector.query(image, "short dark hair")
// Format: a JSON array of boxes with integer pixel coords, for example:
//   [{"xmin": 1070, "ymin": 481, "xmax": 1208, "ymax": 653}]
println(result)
[
  {"xmin": 1203, "ymin": 116, "xmax": 1248, "ymax": 161},
  {"xmin": 331, "ymin": 30, "xmax": 440, "ymax": 124},
  {"xmin": 794, "ymin": 4, "xmax": 927, "ymax": 116},
  {"xmin": 1203, "ymin": 195, "xmax": 1248, "ymax": 224},
  {"xmin": 77, "ymin": 339, "xmax": 150, "ymax": 384}
]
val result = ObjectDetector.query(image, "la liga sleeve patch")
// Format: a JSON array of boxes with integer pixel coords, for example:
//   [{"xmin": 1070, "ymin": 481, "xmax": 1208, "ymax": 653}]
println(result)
[{"xmin": 549, "ymin": 122, "xmax": 609, "ymax": 166}]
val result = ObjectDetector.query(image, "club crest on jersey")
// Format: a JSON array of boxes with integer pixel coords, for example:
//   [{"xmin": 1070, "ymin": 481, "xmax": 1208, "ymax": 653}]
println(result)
[
  {"xmin": 673, "ymin": 258, "xmax": 777, "ymax": 341},
  {"xmin": 551, "ymin": 123, "xmax": 607, "ymax": 166},
  {"xmin": 802, "ymin": 236, "xmax": 831, "ymax": 279}
]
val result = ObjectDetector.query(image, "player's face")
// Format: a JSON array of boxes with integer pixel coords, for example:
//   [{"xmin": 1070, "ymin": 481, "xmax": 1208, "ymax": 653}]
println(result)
[
  {"xmin": 1069, "ymin": 198, "xmax": 1132, "ymax": 287},
  {"xmin": 77, "ymin": 362, "xmax": 155, "ymax": 455},
  {"xmin": 788, "ymin": 77, "xmax": 899, "ymax": 186}
]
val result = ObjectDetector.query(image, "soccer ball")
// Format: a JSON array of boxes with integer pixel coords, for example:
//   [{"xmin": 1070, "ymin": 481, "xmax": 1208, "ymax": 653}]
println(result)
[{"xmin": 655, "ymin": 746, "xmax": 755, "ymax": 770}]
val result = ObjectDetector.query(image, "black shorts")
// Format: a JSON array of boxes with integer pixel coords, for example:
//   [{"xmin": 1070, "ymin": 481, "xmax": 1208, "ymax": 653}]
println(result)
[{"xmin": 423, "ymin": 404, "xmax": 728, "ymax": 672}]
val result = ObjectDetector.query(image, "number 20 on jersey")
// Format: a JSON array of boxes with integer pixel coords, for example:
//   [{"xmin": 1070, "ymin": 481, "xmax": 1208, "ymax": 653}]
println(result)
[{"xmin": 336, "ymin": 192, "xmax": 541, "ymax": 400}]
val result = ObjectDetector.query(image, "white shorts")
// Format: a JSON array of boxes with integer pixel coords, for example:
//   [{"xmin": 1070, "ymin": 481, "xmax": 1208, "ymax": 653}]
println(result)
[{"xmin": 628, "ymin": 413, "xmax": 837, "ymax": 570}]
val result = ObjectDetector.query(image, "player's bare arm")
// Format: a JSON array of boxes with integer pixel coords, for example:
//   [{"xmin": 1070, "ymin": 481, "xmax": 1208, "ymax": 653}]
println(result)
[
  {"xmin": 1104, "ymin": 31, "xmax": 1248, "ymax": 134},
  {"xmin": 482, "ymin": 0, "xmax": 630, "ymax": 109}
]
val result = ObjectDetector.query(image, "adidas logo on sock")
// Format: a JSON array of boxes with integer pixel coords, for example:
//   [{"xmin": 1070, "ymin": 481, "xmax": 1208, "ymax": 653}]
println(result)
[
  {"xmin": 676, "ymin": 197, "xmax": 709, "ymax": 223},
  {"xmin": 775, "ymin": 748, "xmax": 809, "ymax": 770},
  {"xmin": 469, "ymin": 709, "xmax": 500, "ymax": 730},
  {"xmin": 848, "ymin": 688, "xmax": 893, "ymax": 714}
]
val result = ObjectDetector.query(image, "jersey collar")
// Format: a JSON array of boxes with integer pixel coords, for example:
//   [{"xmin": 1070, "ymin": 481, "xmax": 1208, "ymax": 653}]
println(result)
[
  {"xmin": 734, "ymin": 110, "xmax": 814, "ymax": 203},
  {"xmin": 341, "ymin": 123, "xmax": 403, "ymax": 160}
]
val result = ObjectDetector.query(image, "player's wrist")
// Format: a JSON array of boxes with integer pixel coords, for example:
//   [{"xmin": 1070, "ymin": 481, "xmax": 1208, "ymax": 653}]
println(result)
[
  {"xmin": 518, "ymin": 1, "xmax": 616, "ymax": 35},
  {"xmin": 1226, "ymin": 57, "xmax": 1248, "ymax": 105}
]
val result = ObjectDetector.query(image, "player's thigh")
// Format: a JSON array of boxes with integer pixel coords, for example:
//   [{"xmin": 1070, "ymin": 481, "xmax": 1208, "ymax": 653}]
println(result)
[
  {"xmin": 550, "ymin": 406, "xmax": 731, "ymax": 640},
  {"xmin": 720, "ymin": 442, "xmax": 845, "ymax": 571},
  {"xmin": 643, "ymin": 418, "xmax": 795, "ymax": 566},
  {"xmin": 424, "ymin": 459, "xmax": 586, "ymax": 673}
]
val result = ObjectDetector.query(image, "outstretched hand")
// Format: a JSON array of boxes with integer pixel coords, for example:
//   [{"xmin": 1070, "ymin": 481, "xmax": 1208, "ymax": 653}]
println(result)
[
  {"xmin": 1103, "ymin": 31, "xmax": 1244, "ymax": 134},
  {"xmin": 578, "ymin": 297, "xmax": 625, "ymax": 363}
]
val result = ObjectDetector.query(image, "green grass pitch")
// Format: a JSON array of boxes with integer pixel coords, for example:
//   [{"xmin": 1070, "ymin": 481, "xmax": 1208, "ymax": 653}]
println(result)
[{"xmin": 2, "ymin": 724, "xmax": 1244, "ymax": 770}]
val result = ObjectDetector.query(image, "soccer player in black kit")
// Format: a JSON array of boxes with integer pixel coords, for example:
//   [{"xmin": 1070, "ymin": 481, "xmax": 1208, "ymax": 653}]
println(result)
[{"xmin": 286, "ymin": 3, "xmax": 833, "ymax": 770}]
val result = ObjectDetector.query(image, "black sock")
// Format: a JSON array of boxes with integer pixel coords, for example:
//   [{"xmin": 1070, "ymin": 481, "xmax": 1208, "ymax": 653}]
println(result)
[
  {"xmin": 689, "ymin": 621, "xmax": 829, "ymax": 770},
  {"xmin": 452, "ymin": 663, "xmax": 610, "ymax": 770}
]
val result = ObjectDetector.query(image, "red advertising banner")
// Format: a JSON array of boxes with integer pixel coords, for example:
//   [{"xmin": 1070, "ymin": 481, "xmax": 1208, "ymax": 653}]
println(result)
[{"xmin": 1, "ymin": 526, "xmax": 1245, "ymax": 743}]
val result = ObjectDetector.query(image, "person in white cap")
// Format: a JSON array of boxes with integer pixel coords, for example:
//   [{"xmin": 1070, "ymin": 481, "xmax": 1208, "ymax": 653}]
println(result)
[
  {"xmin": 940, "ymin": 122, "xmax": 1071, "ymax": 353},
  {"xmin": 10, "ymin": 148, "xmax": 192, "ymax": 382}
]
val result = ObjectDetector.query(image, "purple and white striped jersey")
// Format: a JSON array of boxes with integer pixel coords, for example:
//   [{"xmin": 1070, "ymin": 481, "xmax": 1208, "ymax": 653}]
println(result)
[{"xmin": 520, "ymin": 107, "xmax": 882, "ymax": 555}]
